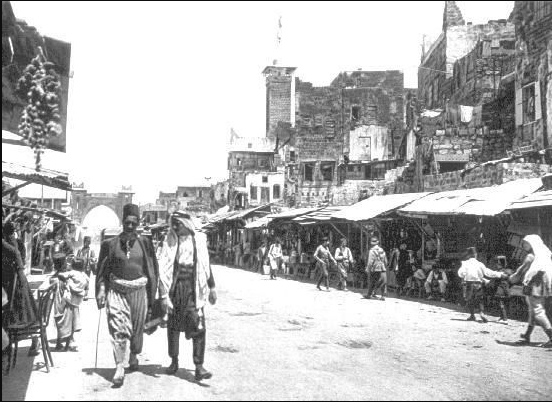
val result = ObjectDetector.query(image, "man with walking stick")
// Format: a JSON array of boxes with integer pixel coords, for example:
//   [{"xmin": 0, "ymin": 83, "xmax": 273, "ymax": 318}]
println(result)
[{"xmin": 95, "ymin": 204, "xmax": 159, "ymax": 387}]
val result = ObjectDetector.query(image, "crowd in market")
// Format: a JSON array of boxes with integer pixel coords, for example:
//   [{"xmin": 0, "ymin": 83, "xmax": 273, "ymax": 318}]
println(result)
[
  {"xmin": 208, "ymin": 222, "xmax": 552, "ymax": 347},
  {"xmin": 2, "ymin": 194, "xmax": 552, "ymax": 381}
]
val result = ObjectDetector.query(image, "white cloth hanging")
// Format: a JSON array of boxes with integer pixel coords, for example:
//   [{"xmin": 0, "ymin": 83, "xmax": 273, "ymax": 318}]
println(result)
[{"xmin": 460, "ymin": 105, "xmax": 474, "ymax": 123}]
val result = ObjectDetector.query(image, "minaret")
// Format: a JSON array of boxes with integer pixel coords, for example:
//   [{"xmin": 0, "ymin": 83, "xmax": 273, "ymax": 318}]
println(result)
[{"xmin": 263, "ymin": 15, "xmax": 296, "ymax": 140}]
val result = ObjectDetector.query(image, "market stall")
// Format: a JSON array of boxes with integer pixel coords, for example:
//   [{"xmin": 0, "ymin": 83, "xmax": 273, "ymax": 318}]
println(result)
[{"xmin": 398, "ymin": 178, "xmax": 543, "ymax": 300}]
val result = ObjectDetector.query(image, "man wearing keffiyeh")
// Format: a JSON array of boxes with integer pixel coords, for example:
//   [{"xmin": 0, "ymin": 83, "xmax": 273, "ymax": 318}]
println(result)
[
  {"xmin": 158, "ymin": 211, "xmax": 217, "ymax": 381},
  {"xmin": 95, "ymin": 203, "xmax": 159, "ymax": 387}
]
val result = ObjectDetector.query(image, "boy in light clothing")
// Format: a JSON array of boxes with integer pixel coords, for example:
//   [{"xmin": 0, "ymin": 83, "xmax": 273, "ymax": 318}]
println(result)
[{"xmin": 457, "ymin": 247, "xmax": 506, "ymax": 323}]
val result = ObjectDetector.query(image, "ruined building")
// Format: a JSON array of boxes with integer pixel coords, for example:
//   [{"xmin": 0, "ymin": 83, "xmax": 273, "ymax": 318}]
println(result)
[{"xmin": 264, "ymin": 66, "xmax": 408, "ymax": 207}]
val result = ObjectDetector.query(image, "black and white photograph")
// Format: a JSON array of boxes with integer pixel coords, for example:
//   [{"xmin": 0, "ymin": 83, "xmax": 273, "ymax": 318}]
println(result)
[{"xmin": 2, "ymin": 1, "xmax": 552, "ymax": 400}]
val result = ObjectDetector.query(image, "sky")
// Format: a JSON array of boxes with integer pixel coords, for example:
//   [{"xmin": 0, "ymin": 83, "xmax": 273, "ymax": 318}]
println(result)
[{"xmin": 5, "ymin": 1, "xmax": 515, "ymax": 204}]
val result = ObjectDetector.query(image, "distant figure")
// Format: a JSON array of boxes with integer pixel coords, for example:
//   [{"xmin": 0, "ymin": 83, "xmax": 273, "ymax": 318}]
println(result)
[
  {"xmin": 268, "ymin": 238, "xmax": 284, "ymax": 280},
  {"xmin": 488, "ymin": 256, "xmax": 512, "ymax": 323},
  {"xmin": 257, "ymin": 241, "xmax": 268, "ymax": 273},
  {"xmin": 424, "ymin": 264, "xmax": 448, "ymax": 301},
  {"xmin": 314, "ymin": 237, "xmax": 336, "ymax": 292},
  {"xmin": 76, "ymin": 236, "xmax": 96, "ymax": 300},
  {"xmin": 364, "ymin": 237, "xmax": 388, "ymax": 300},
  {"xmin": 509, "ymin": 235, "xmax": 552, "ymax": 348},
  {"xmin": 394, "ymin": 242, "xmax": 411, "ymax": 296},
  {"xmin": 458, "ymin": 247, "xmax": 505, "ymax": 323},
  {"xmin": 334, "ymin": 238, "xmax": 353, "ymax": 291}
]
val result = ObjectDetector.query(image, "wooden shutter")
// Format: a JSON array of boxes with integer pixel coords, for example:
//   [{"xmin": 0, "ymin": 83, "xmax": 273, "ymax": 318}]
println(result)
[
  {"xmin": 515, "ymin": 87, "xmax": 523, "ymax": 126},
  {"xmin": 534, "ymin": 82, "xmax": 542, "ymax": 121}
]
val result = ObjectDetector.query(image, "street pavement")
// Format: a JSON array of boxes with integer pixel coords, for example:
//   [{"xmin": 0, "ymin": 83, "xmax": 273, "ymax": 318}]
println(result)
[{"xmin": 3, "ymin": 265, "xmax": 551, "ymax": 401}]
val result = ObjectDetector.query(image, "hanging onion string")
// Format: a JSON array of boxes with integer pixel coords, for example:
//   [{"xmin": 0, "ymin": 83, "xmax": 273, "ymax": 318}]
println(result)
[{"xmin": 16, "ymin": 47, "xmax": 63, "ymax": 171}]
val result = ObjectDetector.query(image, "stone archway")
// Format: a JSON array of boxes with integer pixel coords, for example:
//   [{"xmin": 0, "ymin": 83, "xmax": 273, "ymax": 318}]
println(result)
[
  {"xmin": 81, "ymin": 205, "xmax": 121, "ymax": 229},
  {"xmin": 70, "ymin": 188, "xmax": 134, "ymax": 225}
]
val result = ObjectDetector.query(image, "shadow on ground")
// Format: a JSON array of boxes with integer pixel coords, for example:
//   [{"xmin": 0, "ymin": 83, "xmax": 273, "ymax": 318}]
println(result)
[
  {"xmin": 2, "ymin": 346, "xmax": 36, "ymax": 401},
  {"xmin": 82, "ymin": 365, "xmax": 211, "ymax": 388}
]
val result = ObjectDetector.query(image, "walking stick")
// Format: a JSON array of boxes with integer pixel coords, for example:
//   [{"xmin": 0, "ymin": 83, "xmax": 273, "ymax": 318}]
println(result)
[{"xmin": 95, "ymin": 308, "xmax": 102, "ymax": 369}]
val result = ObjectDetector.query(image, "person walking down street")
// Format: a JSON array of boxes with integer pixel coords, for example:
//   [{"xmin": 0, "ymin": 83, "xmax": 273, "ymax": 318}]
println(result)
[
  {"xmin": 268, "ymin": 238, "xmax": 284, "ymax": 280},
  {"xmin": 95, "ymin": 203, "xmax": 159, "ymax": 387},
  {"xmin": 488, "ymin": 256, "xmax": 513, "ymax": 324},
  {"xmin": 424, "ymin": 263, "xmax": 448, "ymax": 301},
  {"xmin": 76, "ymin": 236, "xmax": 96, "ymax": 301},
  {"xmin": 364, "ymin": 237, "xmax": 388, "ymax": 301},
  {"xmin": 158, "ymin": 211, "xmax": 217, "ymax": 381},
  {"xmin": 394, "ymin": 242, "xmax": 411, "ymax": 297},
  {"xmin": 314, "ymin": 237, "xmax": 337, "ymax": 292},
  {"xmin": 256, "ymin": 241, "xmax": 268, "ymax": 274},
  {"xmin": 457, "ymin": 247, "xmax": 506, "ymax": 323},
  {"xmin": 50, "ymin": 254, "xmax": 89, "ymax": 351},
  {"xmin": 334, "ymin": 238, "xmax": 354, "ymax": 291},
  {"xmin": 508, "ymin": 235, "xmax": 552, "ymax": 348}
]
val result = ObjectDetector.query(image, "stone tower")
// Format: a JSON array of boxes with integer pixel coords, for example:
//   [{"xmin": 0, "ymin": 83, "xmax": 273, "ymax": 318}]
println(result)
[{"xmin": 262, "ymin": 65, "xmax": 297, "ymax": 141}]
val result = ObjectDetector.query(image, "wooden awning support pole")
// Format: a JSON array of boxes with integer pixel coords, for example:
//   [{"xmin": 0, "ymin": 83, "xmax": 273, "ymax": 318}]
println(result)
[
  {"xmin": 329, "ymin": 222, "xmax": 346, "ymax": 240},
  {"xmin": 2, "ymin": 181, "xmax": 32, "ymax": 197}
]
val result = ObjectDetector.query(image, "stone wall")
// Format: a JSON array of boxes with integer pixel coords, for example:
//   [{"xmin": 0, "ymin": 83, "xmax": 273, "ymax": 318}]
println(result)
[
  {"xmin": 422, "ymin": 161, "xmax": 552, "ymax": 192},
  {"xmin": 331, "ymin": 180, "xmax": 388, "ymax": 205}
]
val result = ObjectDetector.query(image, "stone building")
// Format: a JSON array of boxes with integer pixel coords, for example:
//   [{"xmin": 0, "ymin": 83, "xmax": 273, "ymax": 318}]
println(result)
[
  {"xmin": 263, "ymin": 65, "xmax": 407, "ymax": 207},
  {"xmin": 418, "ymin": 1, "xmax": 515, "ymax": 110},
  {"xmin": 511, "ymin": 1, "xmax": 552, "ymax": 153},
  {"xmin": 156, "ymin": 191, "xmax": 178, "ymax": 211},
  {"xmin": 392, "ymin": 0, "xmax": 551, "ymax": 195},
  {"xmin": 209, "ymin": 180, "xmax": 230, "ymax": 212},
  {"xmin": 176, "ymin": 184, "xmax": 211, "ymax": 216},
  {"xmin": 227, "ymin": 132, "xmax": 283, "ymax": 209}
]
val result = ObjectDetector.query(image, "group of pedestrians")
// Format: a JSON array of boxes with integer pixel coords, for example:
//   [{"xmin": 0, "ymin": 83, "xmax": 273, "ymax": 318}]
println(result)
[
  {"xmin": 261, "ymin": 231, "xmax": 552, "ymax": 348},
  {"xmin": 95, "ymin": 204, "xmax": 217, "ymax": 387}
]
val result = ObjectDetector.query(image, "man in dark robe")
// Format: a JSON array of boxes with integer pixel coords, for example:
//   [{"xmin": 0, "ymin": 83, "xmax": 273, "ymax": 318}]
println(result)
[{"xmin": 96, "ymin": 204, "xmax": 159, "ymax": 387}]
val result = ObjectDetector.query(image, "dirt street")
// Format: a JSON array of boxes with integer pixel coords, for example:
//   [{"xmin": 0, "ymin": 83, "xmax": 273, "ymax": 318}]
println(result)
[{"xmin": 3, "ymin": 265, "xmax": 551, "ymax": 401}]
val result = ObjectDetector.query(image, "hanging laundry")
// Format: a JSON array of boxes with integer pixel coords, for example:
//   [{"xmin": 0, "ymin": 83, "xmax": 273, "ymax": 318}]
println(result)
[
  {"xmin": 460, "ymin": 105, "xmax": 474, "ymax": 123},
  {"xmin": 406, "ymin": 129, "xmax": 416, "ymax": 161}
]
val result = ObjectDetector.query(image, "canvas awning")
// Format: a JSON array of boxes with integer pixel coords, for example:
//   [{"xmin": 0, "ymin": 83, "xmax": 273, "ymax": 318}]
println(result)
[
  {"xmin": 244, "ymin": 216, "xmax": 272, "ymax": 229},
  {"xmin": 266, "ymin": 207, "xmax": 320, "ymax": 220},
  {"xmin": 399, "ymin": 178, "xmax": 543, "ymax": 217},
  {"xmin": 2, "ymin": 161, "xmax": 71, "ymax": 191},
  {"xmin": 224, "ymin": 203, "xmax": 273, "ymax": 222},
  {"xmin": 332, "ymin": 192, "xmax": 432, "ymax": 222},
  {"xmin": 507, "ymin": 190, "xmax": 552, "ymax": 210},
  {"xmin": 292, "ymin": 206, "xmax": 347, "ymax": 225}
]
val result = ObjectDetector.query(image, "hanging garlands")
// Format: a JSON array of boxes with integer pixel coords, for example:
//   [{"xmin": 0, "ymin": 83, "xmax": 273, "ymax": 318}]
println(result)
[{"xmin": 16, "ymin": 48, "xmax": 62, "ymax": 171}]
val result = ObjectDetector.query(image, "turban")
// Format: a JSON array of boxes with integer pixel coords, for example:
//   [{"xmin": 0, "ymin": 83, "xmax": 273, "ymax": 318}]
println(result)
[{"xmin": 122, "ymin": 203, "xmax": 140, "ymax": 221}]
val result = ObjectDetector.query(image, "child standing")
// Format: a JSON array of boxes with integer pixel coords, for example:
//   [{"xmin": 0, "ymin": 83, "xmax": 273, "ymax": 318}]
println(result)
[
  {"xmin": 50, "ymin": 255, "xmax": 89, "ymax": 351},
  {"xmin": 489, "ymin": 256, "xmax": 513, "ymax": 323}
]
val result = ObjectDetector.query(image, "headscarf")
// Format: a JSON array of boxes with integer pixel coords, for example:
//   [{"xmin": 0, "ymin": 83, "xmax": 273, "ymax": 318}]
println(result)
[
  {"xmin": 159, "ymin": 211, "xmax": 212, "ymax": 309},
  {"xmin": 522, "ymin": 234, "xmax": 552, "ymax": 295}
]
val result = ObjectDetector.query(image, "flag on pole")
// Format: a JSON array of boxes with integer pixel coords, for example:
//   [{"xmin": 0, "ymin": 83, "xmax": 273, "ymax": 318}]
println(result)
[{"xmin": 277, "ymin": 16, "xmax": 282, "ymax": 44}]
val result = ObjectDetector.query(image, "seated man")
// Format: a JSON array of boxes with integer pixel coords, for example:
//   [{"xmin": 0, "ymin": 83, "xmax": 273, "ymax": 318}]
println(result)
[{"xmin": 425, "ymin": 264, "xmax": 448, "ymax": 301}]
